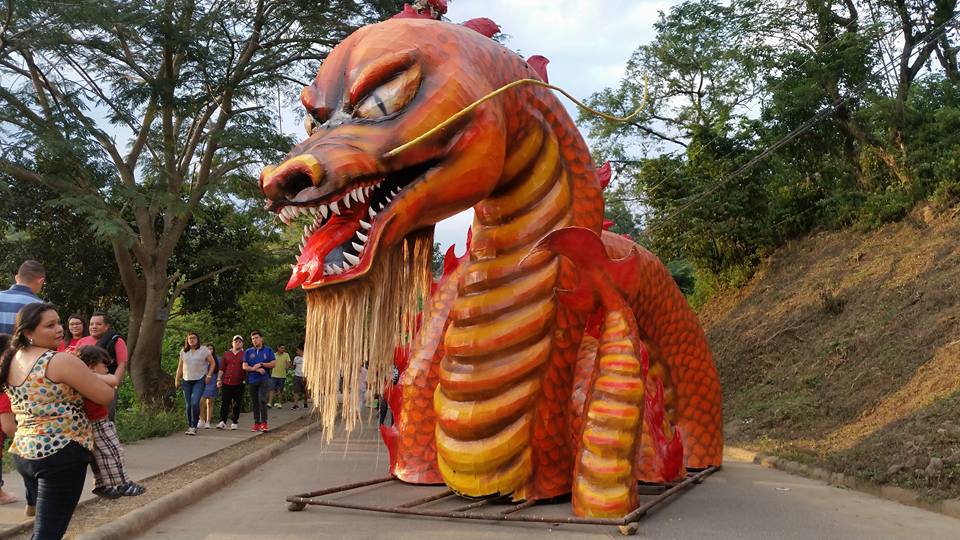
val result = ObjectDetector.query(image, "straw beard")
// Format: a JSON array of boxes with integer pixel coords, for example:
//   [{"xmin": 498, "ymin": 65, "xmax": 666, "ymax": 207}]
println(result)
[{"xmin": 303, "ymin": 228, "xmax": 433, "ymax": 440}]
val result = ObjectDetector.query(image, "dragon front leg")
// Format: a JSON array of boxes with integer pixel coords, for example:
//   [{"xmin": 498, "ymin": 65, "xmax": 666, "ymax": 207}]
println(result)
[{"xmin": 532, "ymin": 227, "xmax": 691, "ymax": 517}]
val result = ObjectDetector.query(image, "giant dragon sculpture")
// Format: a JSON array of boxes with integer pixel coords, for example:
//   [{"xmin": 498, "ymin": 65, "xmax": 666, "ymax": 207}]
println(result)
[{"xmin": 259, "ymin": 4, "xmax": 722, "ymax": 518}]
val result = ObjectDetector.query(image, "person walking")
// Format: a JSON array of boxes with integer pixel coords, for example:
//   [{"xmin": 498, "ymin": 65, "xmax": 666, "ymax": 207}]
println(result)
[
  {"xmin": 243, "ymin": 331, "xmax": 275, "ymax": 432},
  {"xmin": 0, "ymin": 261, "xmax": 45, "ymax": 335},
  {"xmin": 174, "ymin": 333, "xmax": 215, "ymax": 436},
  {"xmin": 56, "ymin": 314, "xmax": 87, "ymax": 354},
  {"xmin": 268, "ymin": 344, "xmax": 290, "ymax": 408},
  {"xmin": 291, "ymin": 346, "xmax": 307, "ymax": 410},
  {"xmin": 2, "ymin": 303, "xmax": 115, "ymax": 539},
  {"xmin": 198, "ymin": 344, "xmax": 220, "ymax": 429},
  {"xmin": 216, "ymin": 336, "xmax": 245, "ymax": 430}
]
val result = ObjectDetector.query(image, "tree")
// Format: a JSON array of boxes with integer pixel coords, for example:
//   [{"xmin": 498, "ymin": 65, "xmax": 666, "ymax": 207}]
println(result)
[
  {"xmin": 0, "ymin": 0, "xmax": 402, "ymax": 403},
  {"xmin": 0, "ymin": 177, "xmax": 123, "ymax": 314},
  {"xmin": 581, "ymin": 0, "xmax": 960, "ymax": 289}
]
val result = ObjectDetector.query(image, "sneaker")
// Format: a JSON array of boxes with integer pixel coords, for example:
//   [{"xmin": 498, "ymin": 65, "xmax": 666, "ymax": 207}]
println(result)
[
  {"xmin": 230, "ymin": 423, "xmax": 238, "ymax": 430},
  {"xmin": 216, "ymin": 421, "xmax": 226, "ymax": 430},
  {"xmin": 203, "ymin": 421, "xmax": 211, "ymax": 429},
  {"xmin": 260, "ymin": 423, "xmax": 269, "ymax": 432},
  {"xmin": 25, "ymin": 505, "xmax": 35, "ymax": 517},
  {"xmin": 251, "ymin": 423, "xmax": 261, "ymax": 432},
  {"xmin": 185, "ymin": 427, "xmax": 197, "ymax": 436},
  {"xmin": 291, "ymin": 404, "xmax": 299, "ymax": 410}
]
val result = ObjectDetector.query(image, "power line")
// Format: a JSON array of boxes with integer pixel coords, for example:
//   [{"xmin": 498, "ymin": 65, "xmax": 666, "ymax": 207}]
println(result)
[
  {"xmin": 602, "ymin": 7, "xmax": 868, "ymax": 202},
  {"xmin": 628, "ymin": 11, "xmax": 959, "ymax": 236}
]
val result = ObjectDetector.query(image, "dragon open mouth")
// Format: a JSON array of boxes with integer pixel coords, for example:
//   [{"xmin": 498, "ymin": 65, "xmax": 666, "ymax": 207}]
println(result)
[{"xmin": 275, "ymin": 160, "xmax": 436, "ymax": 290}]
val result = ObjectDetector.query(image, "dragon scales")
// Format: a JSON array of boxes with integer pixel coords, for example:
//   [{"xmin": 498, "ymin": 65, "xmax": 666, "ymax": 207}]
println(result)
[{"xmin": 259, "ymin": 16, "xmax": 722, "ymax": 518}]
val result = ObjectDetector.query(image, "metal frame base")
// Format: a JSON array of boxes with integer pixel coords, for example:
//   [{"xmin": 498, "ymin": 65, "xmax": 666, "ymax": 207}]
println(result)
[{"xmin": 286, "ymin": 466, "xmax": 717, "ymax": 536}]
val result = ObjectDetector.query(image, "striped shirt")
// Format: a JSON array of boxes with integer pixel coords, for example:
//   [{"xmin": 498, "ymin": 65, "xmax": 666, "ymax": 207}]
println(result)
[{"xmin": 0, "ymin": 284, "xmax": 42, "ymax": 335}]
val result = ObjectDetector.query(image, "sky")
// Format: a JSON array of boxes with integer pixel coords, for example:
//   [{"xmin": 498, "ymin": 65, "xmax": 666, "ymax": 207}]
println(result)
[{"xmin": 406, "ymin": 0, "xmax": 674, "ymax": 253}]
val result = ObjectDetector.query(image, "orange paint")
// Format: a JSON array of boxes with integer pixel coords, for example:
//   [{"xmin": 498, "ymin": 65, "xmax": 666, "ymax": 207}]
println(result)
[{"xmin": 260, "ymin": 17, "xmax": 722, "ymax": 517}]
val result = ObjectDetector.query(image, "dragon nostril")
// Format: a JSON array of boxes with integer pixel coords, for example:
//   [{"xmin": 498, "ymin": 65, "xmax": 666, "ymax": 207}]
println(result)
[{"xmin": 282, "ymin": 170, "xmax": 314, "ymax": 200}]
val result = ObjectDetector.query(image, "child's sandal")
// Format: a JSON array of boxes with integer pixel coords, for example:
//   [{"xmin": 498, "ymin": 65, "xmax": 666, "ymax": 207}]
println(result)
[
  {"xmin": 92, "ymin": 486, "xmax": 123, "ymax": 500},
  {"xmin": 121, "ymin": 481, "xmax": 146, "ymax": 496}
]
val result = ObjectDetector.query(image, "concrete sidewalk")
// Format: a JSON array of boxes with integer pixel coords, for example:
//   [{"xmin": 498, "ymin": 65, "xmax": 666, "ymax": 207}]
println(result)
[{"xmin": 0, "ymin": 403, "xmax": 307, "ymax": 533}]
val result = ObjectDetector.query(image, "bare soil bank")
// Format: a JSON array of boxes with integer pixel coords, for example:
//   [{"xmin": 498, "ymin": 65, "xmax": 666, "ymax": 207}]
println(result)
[{"xmin": 701, "ymin": 205, "xmax": 960, "ymax": 499}]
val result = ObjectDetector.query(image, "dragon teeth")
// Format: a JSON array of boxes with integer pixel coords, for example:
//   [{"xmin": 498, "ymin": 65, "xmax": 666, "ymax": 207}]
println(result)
[
  {"xmin": 330, "ymin": 200, "xmax": 340, "ymax": 215},
  {"xmin": 319, "ymin": 205, "xmax": 328, "ymax": 219},
  {"xmin": 355, "ymin": 189, "xmax": 365, "ymax": 203},
  {"xmin": 351, "ymin": 242, "xmax": 364, "ymax": 253},
  {"xmin": 343, "ymin": 252, "xmax": 360, "ymax": 266},
  {"xmin": 368, "ymin": 207, "xmax": 377, "ymax": 219},
  {"xmin": 356, "ymin": 231, "xmax": 368, "ymax": 242},
  {"xmin": 359, "ymin": 220, "xmax": 371, "ymax": 230},
  {"xmin": 324, "ymin": 264, "xmax": 333, "ymax": 275}
]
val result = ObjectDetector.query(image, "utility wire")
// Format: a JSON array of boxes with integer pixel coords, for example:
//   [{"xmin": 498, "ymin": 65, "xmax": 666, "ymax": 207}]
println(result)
[
  {"xmin": 601, "ymin": 8, "xmax": 868, "ymax": 202},
  {"xmin": 637, "ymin": 11, "xmax": 959, "ymax": 235}
]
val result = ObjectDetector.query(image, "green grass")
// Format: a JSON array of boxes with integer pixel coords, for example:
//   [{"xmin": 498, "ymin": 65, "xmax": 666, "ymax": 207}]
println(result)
[{"xmin": 115, "ymin": 406, "xmax": 187, "ymax": 444}]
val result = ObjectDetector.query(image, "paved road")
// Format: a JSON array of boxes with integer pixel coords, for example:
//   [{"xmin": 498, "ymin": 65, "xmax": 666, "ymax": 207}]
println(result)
[{"xmin": 136, "ymin": 420, "xmax": 960, "ymax": 540}]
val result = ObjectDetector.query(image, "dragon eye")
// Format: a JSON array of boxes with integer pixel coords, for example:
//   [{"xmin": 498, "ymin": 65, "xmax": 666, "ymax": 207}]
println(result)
[{"xmin": 354, "ymin": 64, "xmax": 422, "ymax": 120}]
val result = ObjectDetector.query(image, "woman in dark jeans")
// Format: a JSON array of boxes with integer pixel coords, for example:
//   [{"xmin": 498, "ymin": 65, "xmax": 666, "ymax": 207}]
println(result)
[{"xmin": 1, "ymin": 303, "xmax": 115, "ymax": 539}]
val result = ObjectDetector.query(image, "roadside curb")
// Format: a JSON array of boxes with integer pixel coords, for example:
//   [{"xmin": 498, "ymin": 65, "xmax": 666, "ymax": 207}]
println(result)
[
  {"xmin": 73, "ymin": 420, "xmax": 319, "ymax": 540},
  {"xmin": 726, "ymin": 445, "xmax": 960, "ymax": 521}
]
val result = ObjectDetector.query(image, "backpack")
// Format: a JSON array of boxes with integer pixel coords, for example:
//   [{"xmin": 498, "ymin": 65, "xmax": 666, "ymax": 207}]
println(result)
[{"xmin": 95, "ymin": 331, "xmax": 122, "ymax": 374}]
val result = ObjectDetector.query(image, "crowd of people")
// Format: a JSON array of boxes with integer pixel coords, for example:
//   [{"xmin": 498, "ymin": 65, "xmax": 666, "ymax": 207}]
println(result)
[
  {"xmin": 0, "ymin": 260, "xmax": 309, "ymax": 539},
  {"xmin": 174, "ymin": 331, "xmax": 306, "ymax": 435}
]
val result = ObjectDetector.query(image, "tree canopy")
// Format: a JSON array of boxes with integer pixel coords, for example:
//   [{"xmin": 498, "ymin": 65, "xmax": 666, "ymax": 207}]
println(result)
[
  {"xmin": 0, "ymin": 0, "xmax": 403, "ymax": 402},
  {"xmin": 583, "ymin": 0, "xmax": 960, "ymax": 291}
]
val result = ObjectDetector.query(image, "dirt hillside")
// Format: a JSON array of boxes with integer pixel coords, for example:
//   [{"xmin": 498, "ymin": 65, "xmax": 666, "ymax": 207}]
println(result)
[{"xmin": 700, "ymin": 205, "xmax": 960, "ymax": 499}]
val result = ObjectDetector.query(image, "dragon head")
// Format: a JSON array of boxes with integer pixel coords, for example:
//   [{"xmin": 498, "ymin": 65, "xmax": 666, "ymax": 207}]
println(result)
[{"xmin": 261, "ymin": 18, "xmax": 515, "ymax": 290}]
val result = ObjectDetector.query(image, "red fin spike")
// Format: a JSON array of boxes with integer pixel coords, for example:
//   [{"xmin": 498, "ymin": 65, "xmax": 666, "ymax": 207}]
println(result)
[
  {"xmin": 528, "ymin": 227, "xmax": 642, "ymax": 303},
  {"xmin": 462, "ymin": 18, "xmax": 500, "ymax": 38},
  {"xmin": 392, "ymin": 4, "xmax": 432, "ymax": 19},
  {"xmin": 597, "ymin": 161, "xmax": 612, "ymax": 189},
  {"xmin": 379, "ymin": 423, "xmax": 399, "ymax": 474},
  {"xmin": 527, "ymin": 55, "xmax": 550, "ymax": 83},
  {"xmin": 442, "ymin": 244, "xmax": 459, "ymax": 278}
]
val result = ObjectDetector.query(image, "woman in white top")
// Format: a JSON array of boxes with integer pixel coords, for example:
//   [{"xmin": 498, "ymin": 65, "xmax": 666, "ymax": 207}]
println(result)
[{"xmin": 174, "ymin": 333, "xmax": 215, "ymax": 435}]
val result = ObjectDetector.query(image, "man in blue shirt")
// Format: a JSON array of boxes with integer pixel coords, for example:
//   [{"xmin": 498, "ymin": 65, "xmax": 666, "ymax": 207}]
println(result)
[
  {"xmin": 0, "ymin": 261, "xmax": 45, "ymax": 335},
  {"xmin": 243, "ymin": 330, "xmax": 275, "ymax": 432}
]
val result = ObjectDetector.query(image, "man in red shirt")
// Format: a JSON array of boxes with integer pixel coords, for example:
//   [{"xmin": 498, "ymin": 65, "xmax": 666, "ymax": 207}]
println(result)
[
  {"xmin": 76, "ymin": 312, "xmax": 128, "ymax": 421},
  {"xmin": 216, "ymin": 335, "xmax": 246, "ymax": 430}
]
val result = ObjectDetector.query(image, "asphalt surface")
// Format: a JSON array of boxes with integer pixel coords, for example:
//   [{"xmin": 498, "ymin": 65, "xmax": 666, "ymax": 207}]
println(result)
[{"xmin": 135, "ymin": 420, "xmax": 960, "ymax": 540}]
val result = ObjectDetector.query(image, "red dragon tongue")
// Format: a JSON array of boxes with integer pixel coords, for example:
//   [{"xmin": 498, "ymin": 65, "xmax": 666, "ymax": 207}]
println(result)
[{"xmin": 286, "ymin": 214, "xmax": 361, "ymax": 290}]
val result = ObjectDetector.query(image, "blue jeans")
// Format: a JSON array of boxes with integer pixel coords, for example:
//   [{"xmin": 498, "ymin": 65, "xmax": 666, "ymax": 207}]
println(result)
[
  {"xmin": 182, "ymin": 379, "xmax": 204, "ymax": 428},
  {"xmin": 248, "ymin": 380, "xmax": 270, "ymax": 424},
  {"xmin": 15, "ymin": 441, "xmax": 90, "ymax": 540}
]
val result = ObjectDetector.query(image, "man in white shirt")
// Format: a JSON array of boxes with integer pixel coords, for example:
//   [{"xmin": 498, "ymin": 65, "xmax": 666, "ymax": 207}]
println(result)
[{"xmin": 291, "ymin": 346, "xmax": 307, "ymax": 410}]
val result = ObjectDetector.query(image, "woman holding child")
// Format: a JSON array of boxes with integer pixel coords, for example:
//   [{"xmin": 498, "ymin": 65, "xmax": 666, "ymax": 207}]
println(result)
[{"xmin": 1, "ymin": 303, "xmax": 115, "ymax": 539}]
